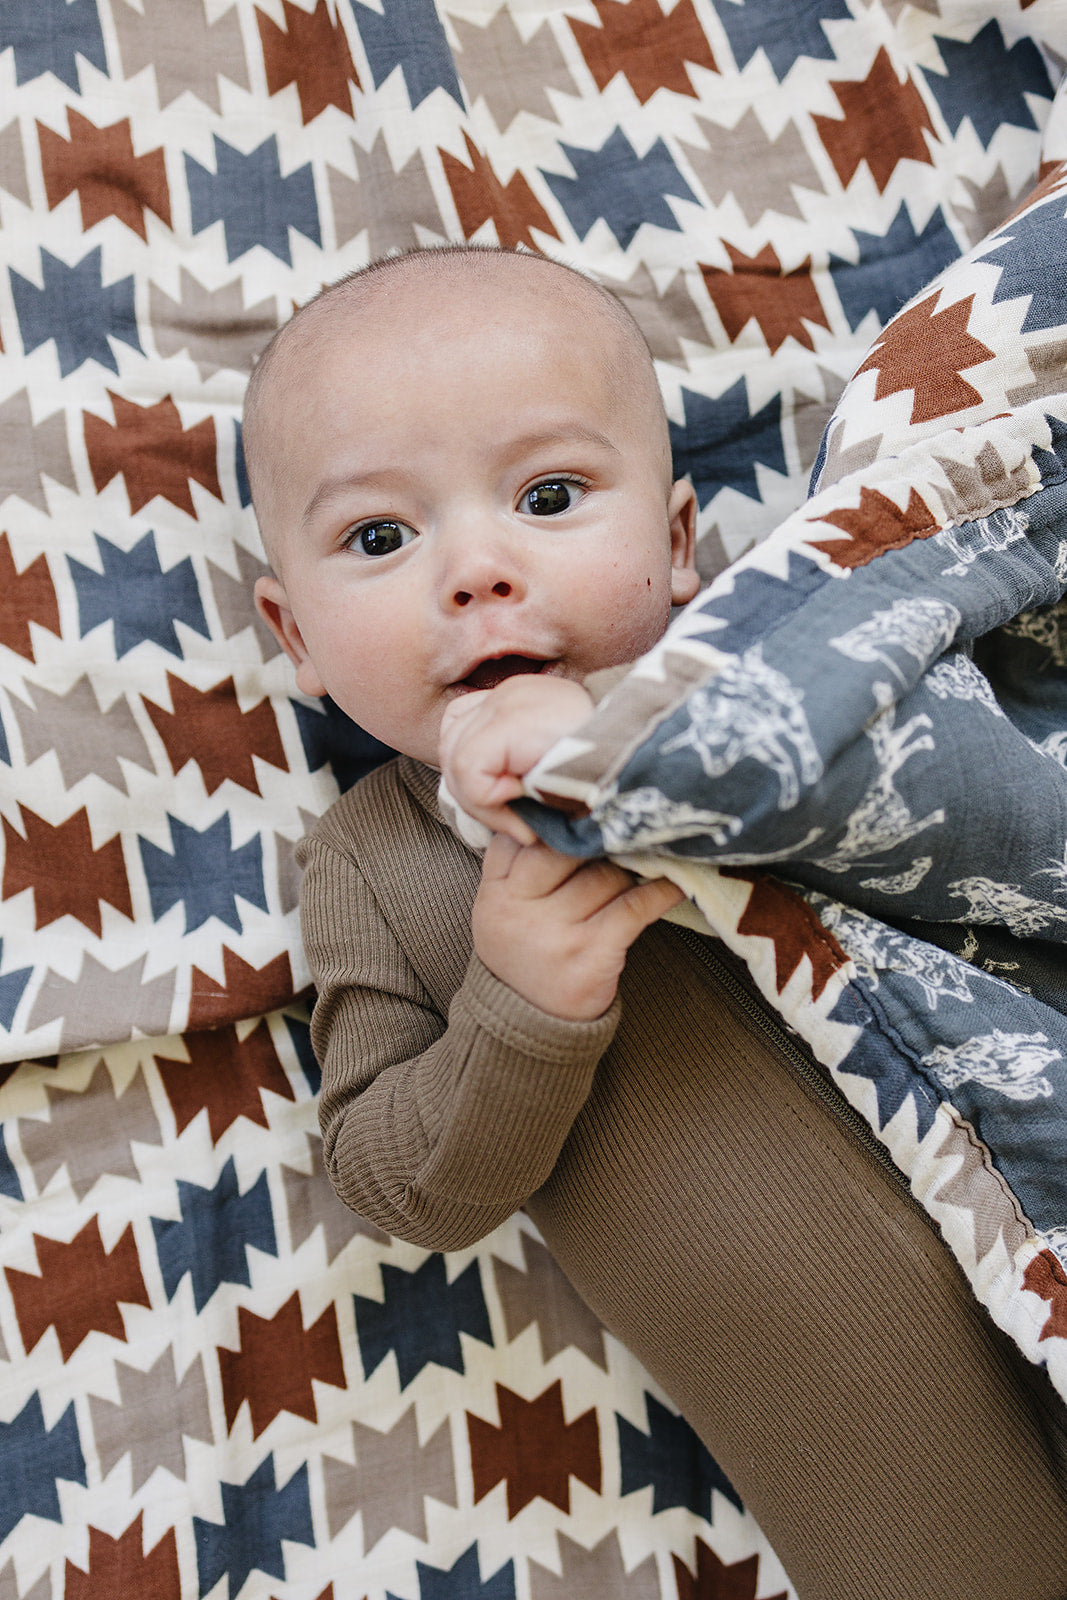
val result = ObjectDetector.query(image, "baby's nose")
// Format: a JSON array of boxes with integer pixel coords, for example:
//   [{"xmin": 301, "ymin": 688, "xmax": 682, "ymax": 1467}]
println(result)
[
  {"xmin": 439, "ymin": 527, "xmax": 527, "ymax": 609},
  {"xmin": 452, "ymin": 578, "xmax": 514, "ymax": 607}
]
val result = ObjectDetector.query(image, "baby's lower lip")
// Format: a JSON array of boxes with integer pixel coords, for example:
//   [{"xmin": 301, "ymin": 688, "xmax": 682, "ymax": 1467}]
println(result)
[{"xmin": 457, "ymin": 656, "xmax": 552, "ymax": 691}]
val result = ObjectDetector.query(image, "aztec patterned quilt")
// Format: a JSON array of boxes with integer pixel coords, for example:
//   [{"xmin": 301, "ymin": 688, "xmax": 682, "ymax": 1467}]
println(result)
[{"xmin": 0, "ymin": 0, "xmax": 1065, "ymax": 1596}]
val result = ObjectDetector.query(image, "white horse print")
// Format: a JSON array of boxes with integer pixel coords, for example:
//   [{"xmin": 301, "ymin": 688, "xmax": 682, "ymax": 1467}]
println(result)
[
  {"xmin": 660, "ymin": 645, "xmax": 823, "ymax": 810},
  {"xmin": 814, "ymin": 683, "xmax": 944, "ymax": 872},
  {"xmin": 829, "ymin": 597, "xmax": 961, "ymax": 685},
  {"xmin": 936, "ymin": 506, "xmax": 1029, "ymax": 579},
  {"xmin": 597, "ymin": 785, "xmax": 743, "ymax": 851},
  {"xmin": 923, "ymin": 1029, "xmax": 1060, "ymax": 1102}
]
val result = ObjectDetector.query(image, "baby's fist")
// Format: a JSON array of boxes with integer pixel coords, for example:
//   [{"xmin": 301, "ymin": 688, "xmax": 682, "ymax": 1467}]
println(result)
[{"xmin": 439, "ymin": 675, "xmax": 594, "ymax": 842}]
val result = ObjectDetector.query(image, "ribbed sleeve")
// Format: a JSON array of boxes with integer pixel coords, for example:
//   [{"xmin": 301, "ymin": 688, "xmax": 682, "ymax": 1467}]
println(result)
[{"xmin": 299, "ymin": 762, "xmax": 618, "ymax": 1250}]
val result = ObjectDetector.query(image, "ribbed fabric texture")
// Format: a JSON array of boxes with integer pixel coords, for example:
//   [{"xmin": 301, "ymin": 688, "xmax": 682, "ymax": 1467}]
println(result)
[{"xmin": 301, "ymin": 757, "xmax": 1067, "ymax": 1600}]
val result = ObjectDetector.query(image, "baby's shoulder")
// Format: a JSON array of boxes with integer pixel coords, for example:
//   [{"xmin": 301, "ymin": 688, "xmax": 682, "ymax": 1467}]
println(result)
[{"xmin": 296, "ymin": 755, "xmax": 440, "ymax": 867}]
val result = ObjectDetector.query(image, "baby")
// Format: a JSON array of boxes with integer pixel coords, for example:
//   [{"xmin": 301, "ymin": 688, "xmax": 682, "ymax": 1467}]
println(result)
[
  {"xmin": 245, "ymin": 246, "xmax": 1067, "ymax": 1600},
  {"xmin": 247, "ymin": 243, "xmax": 698, "ymax": 1022}
]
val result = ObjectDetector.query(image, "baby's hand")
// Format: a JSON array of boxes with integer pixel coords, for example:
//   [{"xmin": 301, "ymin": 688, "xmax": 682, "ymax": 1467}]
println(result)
[
  {"xmin": 439, "ymin": 675, "xmax": 594, "ymax": 844},
  {"xmin": 473, "ymin": 833, "xmax": 684, "ymax": 1019}
]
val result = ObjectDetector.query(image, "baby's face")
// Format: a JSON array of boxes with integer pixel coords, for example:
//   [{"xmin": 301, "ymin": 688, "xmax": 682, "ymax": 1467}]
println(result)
[{"xmin": 254, "ymin": 265, "xmax": 698, "ymax": 767}]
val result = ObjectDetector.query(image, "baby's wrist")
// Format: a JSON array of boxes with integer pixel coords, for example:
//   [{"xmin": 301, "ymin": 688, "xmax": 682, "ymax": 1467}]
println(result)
[{"xmin": 484, "ymin": 959, "xmax": 616, "ymax": 1023}]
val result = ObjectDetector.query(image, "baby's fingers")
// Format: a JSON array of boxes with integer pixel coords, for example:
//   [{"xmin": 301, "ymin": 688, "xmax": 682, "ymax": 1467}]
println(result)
[
  {"xmin": 607, "ymin": 874, "xmax": 685, "ymax": 937},
  {"xmin": 482, "ymin": 834, "xmax": 584, "ymax": 894}
]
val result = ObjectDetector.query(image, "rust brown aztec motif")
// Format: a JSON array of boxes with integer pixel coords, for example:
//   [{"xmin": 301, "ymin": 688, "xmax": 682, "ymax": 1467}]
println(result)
[{"xmin": 0, "ymin": 0, "xmax": 1065, "ymax": 1595}]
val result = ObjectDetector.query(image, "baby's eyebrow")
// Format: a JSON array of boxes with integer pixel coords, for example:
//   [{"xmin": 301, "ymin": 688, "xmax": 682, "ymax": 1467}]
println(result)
[
  {"xmin": 500, "ymin": 424, "xmax": 619, "ymax": 464},
  {"xmin": 300, "ymin": 469, "xmax": 399, "ymax": 528},
  {"xmin": 300, "ymin": 424, "xmax": 619, "ymax": 527}
]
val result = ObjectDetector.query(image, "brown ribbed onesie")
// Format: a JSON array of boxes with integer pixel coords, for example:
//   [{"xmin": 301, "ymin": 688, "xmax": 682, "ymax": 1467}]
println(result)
[{"xmin": 301, "ymin": 756, "xmax": 1067, "ymax": 1600}]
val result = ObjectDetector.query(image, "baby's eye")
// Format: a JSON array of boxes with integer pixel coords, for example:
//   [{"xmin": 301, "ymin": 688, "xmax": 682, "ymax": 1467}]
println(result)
[
  {"xmin": 520, "ymin": 479, "xmax": 584, "ymax": 517},
  {"xmin": 344, "ymin": 519, "xmax": 416, "ymax": 557}
]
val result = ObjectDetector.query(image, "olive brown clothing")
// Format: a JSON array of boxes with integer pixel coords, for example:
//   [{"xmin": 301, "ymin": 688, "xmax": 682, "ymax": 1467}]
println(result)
[{"xmin": 300, "ymin": 755, "xmax": 1067, "ymax": 1600}]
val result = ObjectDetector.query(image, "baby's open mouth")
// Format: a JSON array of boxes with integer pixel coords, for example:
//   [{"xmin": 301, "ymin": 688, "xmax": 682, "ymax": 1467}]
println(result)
[{"xmin": 459, "ymin": 655, "xmax": 552, "ymax": 691}]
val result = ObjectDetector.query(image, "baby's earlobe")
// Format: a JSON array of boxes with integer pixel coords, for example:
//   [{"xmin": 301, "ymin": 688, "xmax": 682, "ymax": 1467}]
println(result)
[
  {"xmin": 294, "ymin": 657, "xmax": 329, "ymax": 698},
  {"xmin": 671, "ymin": 565, "xmax": 701, "ymax": 605}
]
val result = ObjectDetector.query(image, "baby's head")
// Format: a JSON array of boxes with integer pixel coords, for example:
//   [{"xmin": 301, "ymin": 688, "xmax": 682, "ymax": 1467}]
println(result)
[{"xmin": 248, "ymin": 245, "xmax": 699, "ymax": 766}]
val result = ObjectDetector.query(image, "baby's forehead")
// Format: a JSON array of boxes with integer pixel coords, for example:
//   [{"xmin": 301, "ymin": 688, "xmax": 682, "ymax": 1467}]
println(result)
[{"xmin": 288, "ymin": 256, "xmax": 624, "ymax": 362}]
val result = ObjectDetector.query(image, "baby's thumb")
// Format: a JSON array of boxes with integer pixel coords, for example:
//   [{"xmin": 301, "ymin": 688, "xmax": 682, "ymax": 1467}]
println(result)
[{"xmin": 618, "ymin": 874, "xmax": 687, "ymax": 938}]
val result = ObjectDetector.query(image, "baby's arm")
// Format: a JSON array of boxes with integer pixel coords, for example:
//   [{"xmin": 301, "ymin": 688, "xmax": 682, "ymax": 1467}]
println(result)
[{"xmin": 303, "ymin": 826, "xmax": 617, "ymax": 1249}]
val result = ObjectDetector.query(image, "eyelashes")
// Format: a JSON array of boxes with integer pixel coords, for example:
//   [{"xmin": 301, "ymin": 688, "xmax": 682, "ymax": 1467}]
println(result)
[
  {"xmin": 341, "ymin": 476, "xmax": 590, "ymax": 555},
  {"xmin": 342, "ymin": 519, "xmax": 417, "ymax": 557},
  {"xmin": 519, "ymin": 479, "xmax": 586, "ymax": 516}
]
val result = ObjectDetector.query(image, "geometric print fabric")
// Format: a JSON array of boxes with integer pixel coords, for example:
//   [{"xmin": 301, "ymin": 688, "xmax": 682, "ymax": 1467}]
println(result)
[
  {"xmin": 0, "ymin": 1011, "xmax": 794, "ymax": 1598},
  {"xmin": 2, "ymin": 1, "xmax": 1067, "ymax": 1596}
]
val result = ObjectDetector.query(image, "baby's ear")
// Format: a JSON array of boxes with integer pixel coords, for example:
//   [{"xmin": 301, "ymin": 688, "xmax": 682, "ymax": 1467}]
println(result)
[
  {"xmin": 668, "ymin": 479, "xmax": 700, "ymax": 605},
  {"xmin": 254, "ymin": 575, "xmax": 327, "ymax": 697}
]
